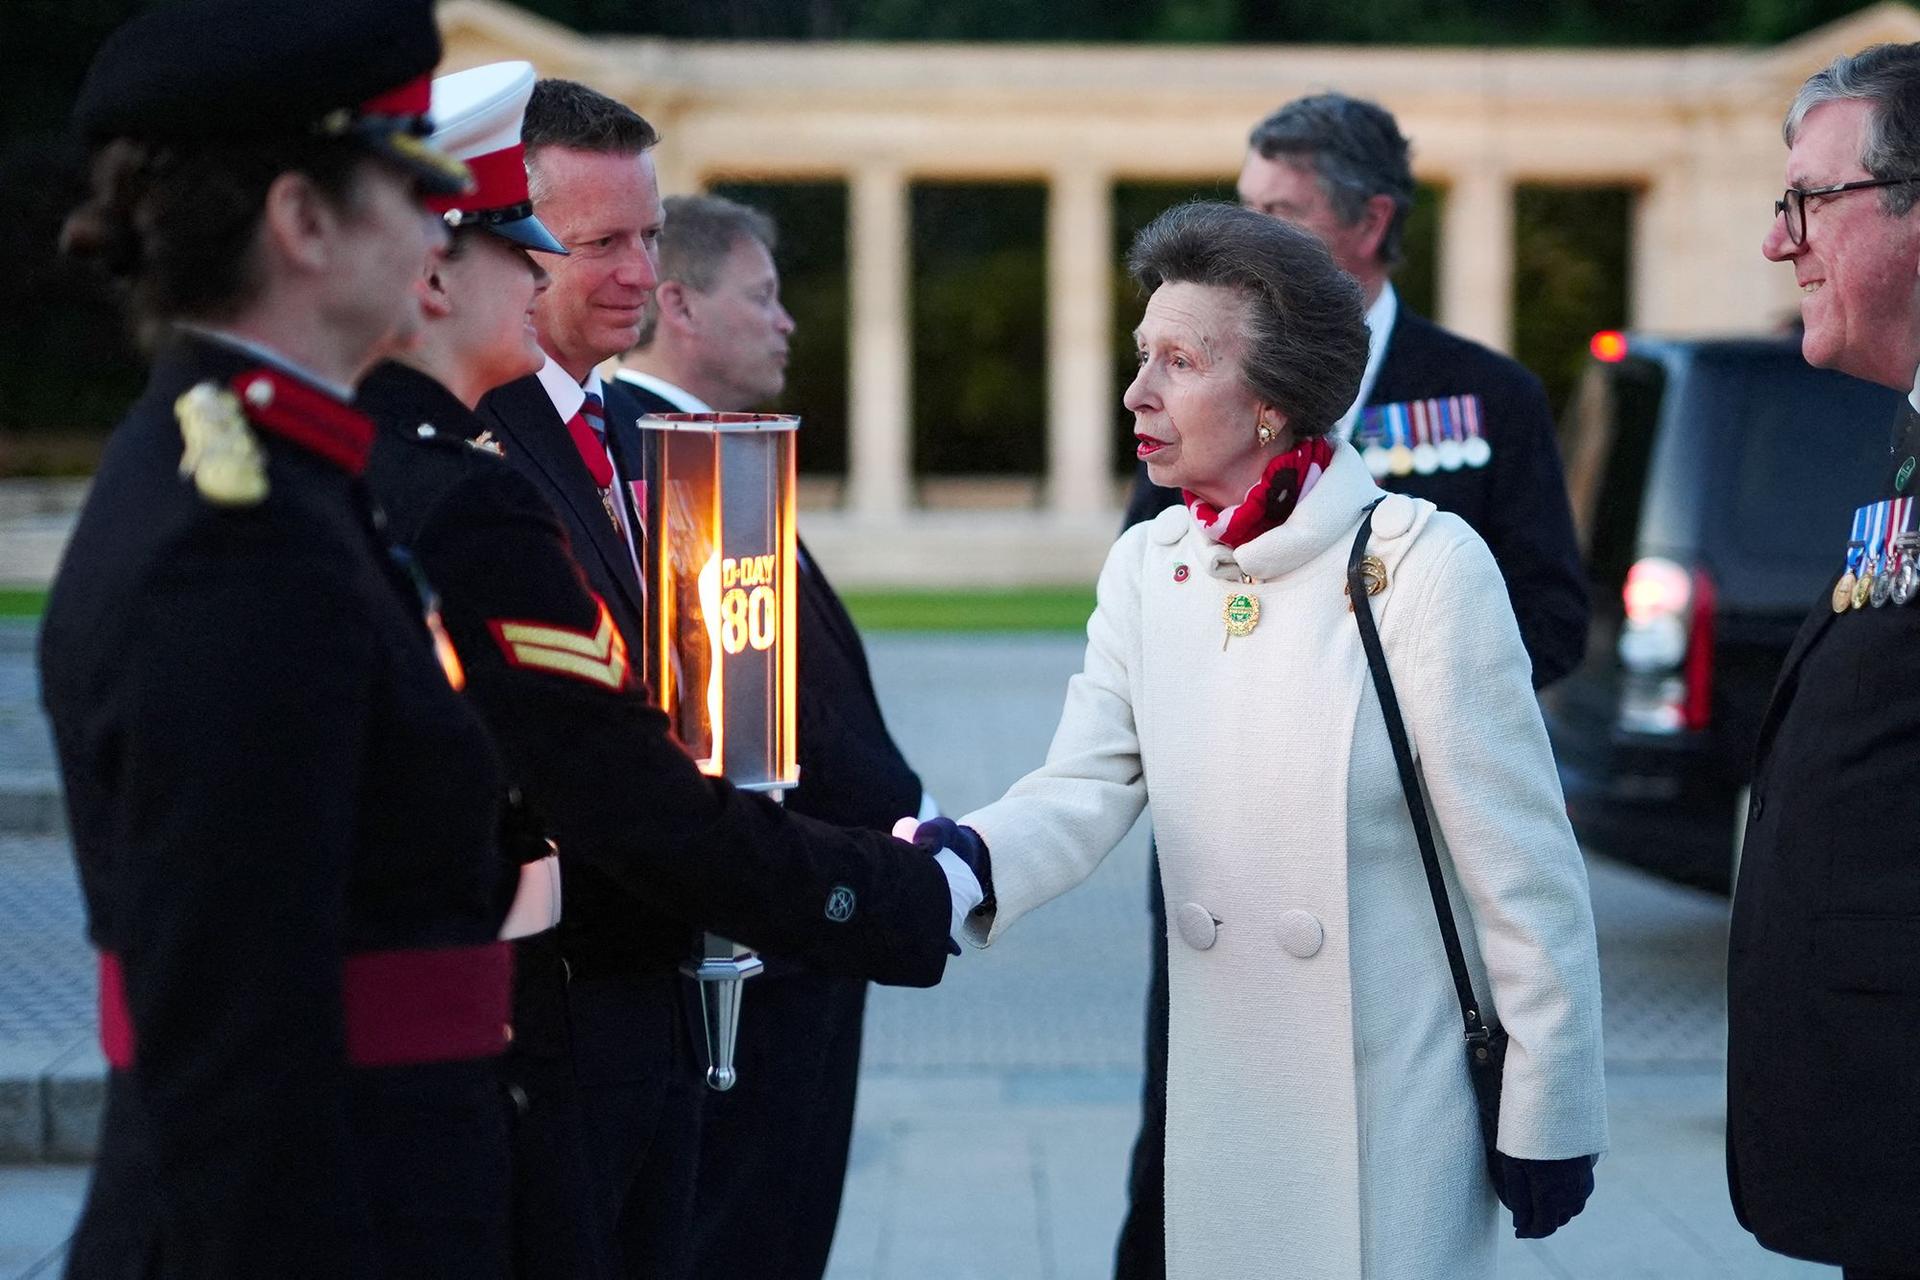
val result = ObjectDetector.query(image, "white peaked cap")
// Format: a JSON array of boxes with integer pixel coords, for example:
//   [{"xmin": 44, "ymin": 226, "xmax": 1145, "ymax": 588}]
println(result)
[
  {"xmin": 425, "ymin": 61, "xmax": 563, "ymax": 253},
  {"xmin": 430, "ymin": 61, "xmax": 536, "ymax": 161}
]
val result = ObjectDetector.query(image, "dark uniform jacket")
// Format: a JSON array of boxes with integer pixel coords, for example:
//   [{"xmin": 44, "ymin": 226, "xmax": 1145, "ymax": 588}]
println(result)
[
  {"xmin": 42, "ymin": 335, "xmax": 515, "ymax": 1280},
  {"xmin": 617, "ymin": 377, "xmax": 923, "ymax": 1280},
  {"xmin": 1122, "ymin": 303, "xmax": 1588, "ymax": 689},
  {"xmin": 365, "ymin": 363, "xmax": 951, "ymax": 985},
  {"xmin": 1726, "ymin": 400, "xmax": 1920, "ymax": 1271},
  {"xmin": 474, "ymin": 372, "xmax": 686, "ymax": 980}
]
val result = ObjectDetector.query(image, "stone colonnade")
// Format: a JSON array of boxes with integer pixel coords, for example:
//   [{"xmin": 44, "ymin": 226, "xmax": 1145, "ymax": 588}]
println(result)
[{"xmin": 439, "ymin": 0, "xmax": 1920, "ymax": 534}]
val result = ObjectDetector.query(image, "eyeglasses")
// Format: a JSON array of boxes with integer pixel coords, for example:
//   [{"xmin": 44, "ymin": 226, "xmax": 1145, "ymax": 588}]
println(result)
[{"xmin": 1775, "ymin": 177, "xmax": 1920, "ymax": 245}]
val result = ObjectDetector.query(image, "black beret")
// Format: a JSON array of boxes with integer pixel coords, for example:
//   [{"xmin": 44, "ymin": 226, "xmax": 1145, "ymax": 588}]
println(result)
[{"xmin": 74, "ymin": 0, "xmax": 469, "ymax": 194}]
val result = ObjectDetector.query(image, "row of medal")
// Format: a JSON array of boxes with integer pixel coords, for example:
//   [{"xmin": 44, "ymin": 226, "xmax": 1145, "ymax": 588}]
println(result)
[
  {"xmin": 1834, "ymin": 495, "xmax": 1919, "ymax": 612},
  {"xmin": 1354, "ymin": 395, "xmax": 1492, "ymax": 480}
]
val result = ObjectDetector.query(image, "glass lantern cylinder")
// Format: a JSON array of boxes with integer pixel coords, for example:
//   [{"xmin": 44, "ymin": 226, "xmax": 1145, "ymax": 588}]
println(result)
[{"xmin": 634, "ymin": 412, "xmax": 800, "ymax": 793}]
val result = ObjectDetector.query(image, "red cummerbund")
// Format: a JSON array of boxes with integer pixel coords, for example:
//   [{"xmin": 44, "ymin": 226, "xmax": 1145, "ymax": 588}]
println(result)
[{"xmin": 97, "ymin": 942, "xmax": 513, "ymax": 1070}]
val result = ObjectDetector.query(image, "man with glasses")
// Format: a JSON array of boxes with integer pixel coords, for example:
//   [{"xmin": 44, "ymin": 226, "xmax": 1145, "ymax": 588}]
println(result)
[
  {"xmin": 1110, "ymin": 92, "xmax": 1588, "ymax": 1280},
  {"xmin": 1730, "ymin": 42, "xmax": 1920, "ymax": 1280}
]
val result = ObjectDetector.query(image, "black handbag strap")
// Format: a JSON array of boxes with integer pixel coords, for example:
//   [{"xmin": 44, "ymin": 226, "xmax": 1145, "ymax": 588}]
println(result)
[{"xmin": 1346, "ymin": 500, "xmax": 1496, "ymax": 1047}]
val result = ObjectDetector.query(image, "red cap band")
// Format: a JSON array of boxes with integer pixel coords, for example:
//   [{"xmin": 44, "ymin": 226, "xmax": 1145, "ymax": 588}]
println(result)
[
  {"xmin": 427, "ymin": 142, "xmax": 529, "ymax": 216},
  {"xmin": 360, "ymin": 73, "xmax": 432, "ymax": 121}
]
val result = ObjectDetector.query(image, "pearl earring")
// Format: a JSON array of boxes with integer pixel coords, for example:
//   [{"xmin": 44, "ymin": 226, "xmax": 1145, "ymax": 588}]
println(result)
[{"xmin": 1255, "ymin": 420, "xmax": 1277, "ymax": 446}]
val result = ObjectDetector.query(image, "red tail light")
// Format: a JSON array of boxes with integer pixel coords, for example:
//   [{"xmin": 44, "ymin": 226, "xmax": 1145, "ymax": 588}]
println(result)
[
  {"xmin": 1617, "ymin": 557, "xmax": 1715, "ymax": 734},
  {"xmin": 1623, "ymin": 558, "xmax": 1690, "ymax": 624},
  {"xmin": 1682, "ymin": 570, "xmax": 1715, "ymax": 732}
]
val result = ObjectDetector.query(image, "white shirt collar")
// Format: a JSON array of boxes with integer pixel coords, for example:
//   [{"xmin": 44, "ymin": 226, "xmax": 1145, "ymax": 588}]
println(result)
[
  {"xmin": 1330, "ymin": 282, "xmax": 1398, "ymax": 442},
  {"xmin": 174, "ymin": 323, "xmax": 356, "ymax": 402},
  {"xmin": 534, "ymin": 357, "xmax": 606, "ymax": 421},
  {"xmin": 534, "ymin": 355, "xmax": 585, "ymax": 422},
  {"xmin": 1909, "ymin": 364, "xmax": 1919, "ymax": 415},
  {"xmin": 614, "ymin": 368, "xmax": 714, "ymax": 414}
]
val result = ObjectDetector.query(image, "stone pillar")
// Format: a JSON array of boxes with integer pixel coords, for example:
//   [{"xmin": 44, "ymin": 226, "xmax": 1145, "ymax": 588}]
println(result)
[
  {"xmin": 848, "ymin": 167, "xmax": 912, "ymax": 517},
  {"xmin": 1631, "ymin": 172, "xmax": 1683, "ymax": 333},
  {"xmin": 1438, "ymin": 170, "xmax": 1515, "ymax": 354},
  {"xmin": 1046, "ymin": 167, "xmax": 1114, "ymax": 515}
]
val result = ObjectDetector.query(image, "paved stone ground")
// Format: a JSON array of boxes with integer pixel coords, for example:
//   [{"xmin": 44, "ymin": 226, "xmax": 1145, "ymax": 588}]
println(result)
[{"xmin": 0, "ymin": 630, "xmax": 1838, "ymax": 1278}]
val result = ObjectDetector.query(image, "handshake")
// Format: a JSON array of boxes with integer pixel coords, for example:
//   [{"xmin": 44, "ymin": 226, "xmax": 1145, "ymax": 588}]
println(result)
[{"xmin": 892, "ymin": 816, "xmax": 995, "ymax": 954}]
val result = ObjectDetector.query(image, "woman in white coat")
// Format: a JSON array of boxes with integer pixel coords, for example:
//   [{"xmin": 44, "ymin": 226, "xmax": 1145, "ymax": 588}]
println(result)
[{"xmin": 917, "ymin": 203, "xmax": 1607, "ymax": 1278}]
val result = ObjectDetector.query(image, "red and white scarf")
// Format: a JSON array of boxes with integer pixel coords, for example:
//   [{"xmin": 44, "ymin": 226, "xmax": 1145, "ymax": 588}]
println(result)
[{"xmin": 1184, "ymin": 437, "xmax": 1334, "ymax": 548}]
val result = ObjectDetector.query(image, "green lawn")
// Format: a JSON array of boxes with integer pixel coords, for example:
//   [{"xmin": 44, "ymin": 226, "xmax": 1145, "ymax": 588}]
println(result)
[
  {"xmin": 839, "ymin": 587, "xmax": 1094, "ymax": 632},
  {"xmin": 0, "ymin": 589, "xmax": 47, "ymax": 618},
  {"xmin": 0, "ymin": 586, "xmax": 1094, "ymax": 632}
]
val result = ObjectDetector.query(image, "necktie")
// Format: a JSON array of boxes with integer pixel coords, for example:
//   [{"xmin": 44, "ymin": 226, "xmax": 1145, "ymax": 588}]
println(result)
[
  {"xmin": 580, "ymin": 391, "xmax": 607, "ymax": 443},
  {"xmin": 570, "ymin": 395, "xmax": 647, "ymax": 621}
]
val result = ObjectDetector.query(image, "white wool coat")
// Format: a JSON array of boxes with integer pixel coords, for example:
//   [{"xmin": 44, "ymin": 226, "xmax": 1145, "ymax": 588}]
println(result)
[{"xmin": 961, "ymin": 442, "xmax": 1607, "ymax": 1279}]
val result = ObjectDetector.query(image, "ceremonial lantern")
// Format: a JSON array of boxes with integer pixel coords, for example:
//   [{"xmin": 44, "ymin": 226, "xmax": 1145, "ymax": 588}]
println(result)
[{"xmin": 633, "ymin": 408, "xmax": 801, "ymax": 1090}]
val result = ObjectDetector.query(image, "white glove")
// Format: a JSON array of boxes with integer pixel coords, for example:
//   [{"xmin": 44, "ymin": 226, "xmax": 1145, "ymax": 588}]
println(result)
[{"xmin": 893, "ymin": 816, "xmax": 984, "ymax": 942}]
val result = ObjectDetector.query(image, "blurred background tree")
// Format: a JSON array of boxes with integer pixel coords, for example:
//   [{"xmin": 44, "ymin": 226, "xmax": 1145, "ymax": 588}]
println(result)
[{"xmin": 0, "ymin": 0, "xmax": 1876, "ymax": 475}]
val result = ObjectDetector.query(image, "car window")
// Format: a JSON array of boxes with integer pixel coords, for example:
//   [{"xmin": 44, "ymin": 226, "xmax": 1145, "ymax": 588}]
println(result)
[{"xmin": 1705, "ymin": 350, "xmax": 1896, "ymax": 582}]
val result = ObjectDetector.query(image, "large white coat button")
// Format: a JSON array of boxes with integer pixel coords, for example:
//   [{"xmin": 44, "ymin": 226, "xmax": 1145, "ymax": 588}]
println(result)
[
  {"xmin": 1276, "ymin": 909, "xmax": 1324, "ymax": 958},
  {"xmin": 1175, "ymin": 902, "xmax": 1219, "ymax": 951},
  {"xmin": 1372, "ymin": 494, "xmax": 1416, "ymax": 540}
]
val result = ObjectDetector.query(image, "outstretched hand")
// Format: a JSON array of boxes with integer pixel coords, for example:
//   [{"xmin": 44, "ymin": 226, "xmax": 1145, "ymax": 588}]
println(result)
[
  {"xmin": 892, "ymin": 816, "xmax": 995, "ymax": 951},
  {"xmin": 1489, "ymin": 1152, "xmax": 1596, "ymax": 1239}
]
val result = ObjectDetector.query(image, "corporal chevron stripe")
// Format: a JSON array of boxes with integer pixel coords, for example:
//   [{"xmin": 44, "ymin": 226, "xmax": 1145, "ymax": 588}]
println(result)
[{"xmin": 487, "ymin": 597, "xmax": 630, "ymax": 691}]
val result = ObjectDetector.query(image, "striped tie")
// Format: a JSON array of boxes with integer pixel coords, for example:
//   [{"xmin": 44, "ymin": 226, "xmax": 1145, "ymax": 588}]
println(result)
[{"xmin": 580, "ymin": 392, "xmax": 649, "ymax": 635}]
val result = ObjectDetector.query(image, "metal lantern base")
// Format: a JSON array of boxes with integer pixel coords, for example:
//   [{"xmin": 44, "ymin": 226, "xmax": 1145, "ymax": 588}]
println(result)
[{"xmin": 681, "ymin": 933, "xmax": 764, "ymax": 1091}]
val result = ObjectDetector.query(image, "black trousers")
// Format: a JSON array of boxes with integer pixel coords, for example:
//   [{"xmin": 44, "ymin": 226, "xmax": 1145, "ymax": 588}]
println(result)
[
  {"xmin": 504, "ymin": 936, "xmax": 616, "ymax": 1280},
  {"xmin": 1113, "ymin": 852, "xmax": 1169, "ymax": 1280},
  {"xmin": 568, "ymin": 970, "xmax": 708, "ymax": 1280},
  {"xmin": 685, "ymin": 972, "xmax": 868, "ymax": 1280}
]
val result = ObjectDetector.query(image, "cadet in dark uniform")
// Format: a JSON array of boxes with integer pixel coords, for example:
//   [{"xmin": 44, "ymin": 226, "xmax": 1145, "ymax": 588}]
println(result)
[
  {"xmin": 1731, "ymin": 43, "xmax": 1920, "ymax": 1279},
  {"xmin": 357, "ymin": 66, "xmax": 977, "ymax": 1280},
  {"xmin": 41, "ymin": 2, "xmax": 522, "ymax": 1277},
  {"xmin": 1112, "ymin": 93, "xmax": 1589, "ymax": 1280}
]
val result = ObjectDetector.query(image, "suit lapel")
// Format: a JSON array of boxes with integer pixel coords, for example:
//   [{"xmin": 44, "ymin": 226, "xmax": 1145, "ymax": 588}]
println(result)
[
  {"xmin": 480, "ymin": 375, "xmax": 646, "ymax": 627},
  {"xmin": 1364, "ymin": 310, "xmax": 1430, "ymax": 408},
  {"xmin": 1753, "ymin": 593, "xmax": 1836, "ymax": 764}
]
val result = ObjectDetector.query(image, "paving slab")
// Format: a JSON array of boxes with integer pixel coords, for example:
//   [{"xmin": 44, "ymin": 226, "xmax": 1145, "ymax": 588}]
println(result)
[{"xmin": 0, "ymin": 1166, "xmax": 85, "ymax": 1280}]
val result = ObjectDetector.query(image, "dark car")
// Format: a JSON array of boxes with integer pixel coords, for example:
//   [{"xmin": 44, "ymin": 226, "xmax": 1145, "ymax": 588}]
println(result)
[{"xmin": 1543, "ymin": 331, "xmax": 1904, "ymax": 893}]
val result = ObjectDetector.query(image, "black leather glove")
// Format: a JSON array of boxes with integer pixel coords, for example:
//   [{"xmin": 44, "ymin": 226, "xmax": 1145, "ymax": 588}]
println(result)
[{"xmin": 1488, "ymin": 1152, "xmax": 1596, "ymax": 1239}]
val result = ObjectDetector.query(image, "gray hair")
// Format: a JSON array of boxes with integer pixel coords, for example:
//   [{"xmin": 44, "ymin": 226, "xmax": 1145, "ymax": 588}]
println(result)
[
  {"xmin": 633, "ymin": 194, "xmax": 778, "ymax": 349},
  {"xmin": 522, "ymin": 79, "xmax": 658, "ymax": 205},
  {"xmin": 1128, "ymin": 201, "xmax": 1367, "ymax": 440},
  {"xmin": 1784, "ymin": 43, "xmax": 1920, "ymax": 218},
  {"xmin": 1248, "ymin": 92, "xmax": 1415, "ymax": 267}
]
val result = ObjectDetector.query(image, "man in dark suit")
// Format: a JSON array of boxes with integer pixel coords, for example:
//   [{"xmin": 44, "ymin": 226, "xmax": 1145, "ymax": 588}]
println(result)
[
  {"xmin": 1112, "ymin": 93, "xmax": 1589, "ymax": 1280},
  {"xmin": 616, "ymin": 193, "xmax": 931, "ymax": 1280},
  {"xmin": 1731, "ymin": 43, "xmax": 1920, "ymax": 1279},
  {"xmin": 471, "ymin": 80, "xmax": 699, "ymax": 1280}
]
